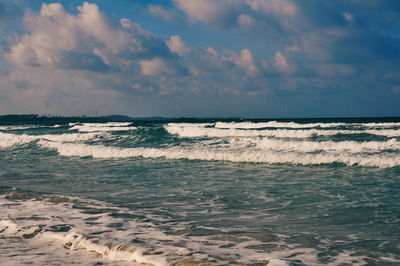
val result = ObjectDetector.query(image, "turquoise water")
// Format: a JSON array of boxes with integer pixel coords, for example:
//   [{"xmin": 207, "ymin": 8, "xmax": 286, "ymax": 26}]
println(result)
[{"xmin": 0, "ymin": 119, "xmax": 399, "ymax": 265}]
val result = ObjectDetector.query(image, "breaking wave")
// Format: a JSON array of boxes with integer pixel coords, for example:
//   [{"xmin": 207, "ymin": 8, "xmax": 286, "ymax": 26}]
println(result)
[
  {"xmin": 0, "ymin": 219, "xmax": 168, "ymax": 266},
  {"xmin": 233, "ymin": 137, "xmax": 400, "ymax": 153},
  {"xmin": 2, "ymin": 121, "xmax": 399, "ymax": 168},
  {"xmin": 165, "ymin": 123, "xmax": 400, "ymax": 138},
  {"xmin": 69, "ymin": 122, "xmax": 136, "ymax": 132},
  {"xmin": 38, "ymin": 140, "xmax": 400, "ymax": 167},
  {"xmin": 0, "ymin": 125, "xmax": 41, "ymax": 130},
  {"xmin": 215, "ymin": 121, "xmax": 347, "ymax": 129},
  {"xmin": 214, "ymin": 121, "xmax": 400, "ymax": 129},
  {"xmin": 0, "ymin": 132, "xmax": 103, "ymax": 148},
  {"xmin": 0, "ymin": 132, "xmax": 33, "ymax": 147}
]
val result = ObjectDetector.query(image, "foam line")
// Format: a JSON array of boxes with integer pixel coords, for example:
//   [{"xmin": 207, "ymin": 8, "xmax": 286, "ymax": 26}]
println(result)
[
  {"xmin": 69, "ymin": 122, "xmax": 133, "ymax": 126},
  {"xmin": 237, "ymin": 138, "xmax": 400, "ymax": 153},
  {"xmin": 0, "ymin": 220, "xmax": 167, "ymax": 266},
  {"xmin": 38, "ymin": 140, "xmax": 400, "ymax": 167},
  {"xmin": 215, "ymin": 121, "xmax": 347, "ymax": 129},
  {"xmin": 0, "ymin": 132, "xmax": 34, "ymax": 147},
  {"xmin": 61, "ymin": 232, "xmax": 168, "ymax": 266},
  {"xmin": 69, "ymin": 122, "xmax": 136, "ymax": 132},
  {"xmin": 165, "ymin": 124, "xmax": 400, "ymax": 138},
  {"xmin": 214, "ymin": 121, "xmax": 400, "ymax": 129},
  {"xmin": 0, "ymin": 125, "xmax": 38, "ymax": 130},
  {"xmin": 0, "ymin": 132, "xmax": 103, "ymax": 148}
]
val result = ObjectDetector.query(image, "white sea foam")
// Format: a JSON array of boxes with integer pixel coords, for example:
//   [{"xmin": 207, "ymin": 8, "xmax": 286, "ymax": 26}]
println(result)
[
  {"xmin": 0, "ymin": 197, "xmax": 168, "ymax": 266},
  {"xmin": 215, "ymin": 121, "xmax": 347, "ymax": 129},
  {"xmin": 0, "ymin": 132, "xmax": 103, "ymax": 148},
  {"xmin": 0, "ymin": 125, "xmax": 40, "ymax": 130},
  {"xmin": 357, "ymin": 122, "xmax": 400, "ymax": 128},
  {"xmin": 38, "ymin": 140, "xmax": 400, "ymax": 167},
  {"xmin": 69, "ymin": 122, "xmax": 133, "ymax": 126},
  {"xmin": 69, "ymin": 125, "xmax": 136, "ymax": 132},
  {"xmin": 0, "ymin": 195, "xmax": 293, "ymax": 265},
  {"xmin": 235, "ymin": 138, "xmax": 400, "ymax": 153},
  {"xmin": 40, "ymin": 132, "xmax": 105, "ymax": 142},
  {"xmin": 69, "ymin": 122, "xmax": 136, "ymax": 132},
  {"xmin": 0, "ymin": 132, "xmax": 33, "ymax": 147},
  {"xmin": 166, "ymin": 124, "xmax": 321, "ymax": 138},
  {"xmin": 61, "ymin": 232, "xmax": 167, "ymax": 266},
  {"xmin": 0, "ymin": 124, "xmax": 68, "ymax": 130},
  {"xmin": 215, "ymin": 121, "xmax": 400, "ymax": 129},
  {"xmin": 165, "ymin": 124, "xmax": 400, "ymax": 138}
]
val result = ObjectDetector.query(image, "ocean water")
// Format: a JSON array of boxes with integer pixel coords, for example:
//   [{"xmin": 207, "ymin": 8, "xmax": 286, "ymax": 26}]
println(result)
[{"xmin": 0, "ymin": 118, "xmax": 399, "ymax": 265}]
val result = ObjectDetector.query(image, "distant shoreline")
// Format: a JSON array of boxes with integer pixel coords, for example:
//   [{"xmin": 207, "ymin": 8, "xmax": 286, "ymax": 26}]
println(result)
[{"xmin": 1, "ymin": 114, "xmax": 400, "ymax": 124}]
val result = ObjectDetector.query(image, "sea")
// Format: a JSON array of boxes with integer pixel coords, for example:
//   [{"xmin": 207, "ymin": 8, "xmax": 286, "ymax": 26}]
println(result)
[{"xmin": 0, "ymin": 117, "xmax": 399, "ymax": 265}]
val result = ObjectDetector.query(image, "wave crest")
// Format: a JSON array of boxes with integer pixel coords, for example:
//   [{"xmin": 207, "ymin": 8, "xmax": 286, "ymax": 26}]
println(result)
[
  {"xmin": 38, "ymin": 140, "xmax": 400, "ymax": 168},
  {"xmin": 69, "ymin": 122, "xmax": 136, "ymax": 132},
  {"xmin": 165, "ymin": 124, "xmax": 400, "ymax": 138}
]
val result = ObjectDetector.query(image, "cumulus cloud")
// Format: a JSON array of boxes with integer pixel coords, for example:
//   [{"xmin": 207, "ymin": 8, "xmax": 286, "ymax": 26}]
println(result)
[
  {"xmin": 4, "ymin": 2, "xmax": 289, "ymax": 112},
  {"xmin": 237, "ymin": 14, "xmax": 255, "ymax": 29},
  {"xmin": 247, "ymin": 0, "xmax": 297, "ymax": 16},
  {"xmin": 174, "ymin": 0, "xmax": 249, "ymax": 29},
  {"xmin": 167, "ymin": 35, "xmax": 191, "ymax": 56},
  {"xmin": 231, "ymin": 49, "xmax": 258, "ymax": 76},
  {"xmin": 174, "ymin": 0, "xmax": 229, "ymax": 23},
  {"xmin": 172, "ymin": 0, "xmax": 400, "ymax": 68},
  {"xmin": 0, "ymin": 1, "xmax": 197, "ymax": 115},
  {"xmin": 1, "ymin": 0, "xmax": 400, "ymax": 117},
  {"xmin": 7, "ymin": 2, "xmax": 179, "ymax": 73},
  {"xmin": 140, "ymin": 57, "xmax": 183, "ymax": 76},
  {"xmin": 173, "ymin": 0, "xmax": 298, "ymax": 33},
  {"xmin": 274, "ymin": 51, "xmax": 290, "ymax": 72},
  {"xmin": 148, "ymin": 5, "xmax": 180, "ymax": 22},
  {"xmin": 5, "ymin": 2, "xmax": 276, "ymax": 98}
]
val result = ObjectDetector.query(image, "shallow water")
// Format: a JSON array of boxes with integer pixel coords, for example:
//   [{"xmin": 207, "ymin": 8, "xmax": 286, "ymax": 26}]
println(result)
[{"xmin": 0, "ymin": 119, "xmax": 399, "ymax": 265}]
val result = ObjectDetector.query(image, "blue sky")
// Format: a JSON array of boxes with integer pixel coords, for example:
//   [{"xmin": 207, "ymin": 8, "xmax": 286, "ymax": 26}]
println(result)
[{"xmin": 0, "ymin": 0, "xmax": 399, "ymax": 118}]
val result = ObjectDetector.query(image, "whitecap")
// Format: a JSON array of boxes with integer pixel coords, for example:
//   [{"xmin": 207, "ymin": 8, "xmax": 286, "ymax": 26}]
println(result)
[{"xmin": 38, "ymin": 140, "xmax": 400, "ymax": 168}]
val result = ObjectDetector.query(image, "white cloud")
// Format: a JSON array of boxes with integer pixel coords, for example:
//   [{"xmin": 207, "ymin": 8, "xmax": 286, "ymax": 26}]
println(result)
[
  {"xmin": 140, "ymin": 57, "xmax": 180, "ymax": 76},
  {"xmin": 3, "ymin": 1, "xmax": 396, "ymax": 117},
  {"xmin": 2, "ymin": 1, "xmax": 192, "ymax": 114},
  {"xmin": 148, "ymin": 5, "xmax": 179, "ymax": 21},
  {"xmin": 206, "ymin": 47, "xmax": 219, "ymax": 57},
  {"xmin": 173, "ymin": 0, "xmax": 298, "ymax": 31},
  {"xmin": 174, "ymin": 0, "xmax": 225, "ymax": 23},
  {"xmin": 247, "ymin": 0, "xmax": 297, "ymax": 16},
  {"xmin": 237, "ymin": 14, "xmax": 255, "ymax": 29},
  {"xmin": 6, "ymin": 2, "xmax": 280, "ymax": 103},
  {"xmin": 167, "ymin": 35, "xmax": 192, "ymax": 56},
  {"xmin": 173, "ymin": 0, "xmax": 253, "ymax": 29},
  {"xmin": 343, "ymin": 12, "xmax": 354, "ymax": 24},
  {"xmin": 232, "ymin": 49, "xmax": 258, "ymax": 76},
  {"xmin": 7, "ymin": 2, "xmax": 177, "ymax": 73},
  {"xmin": 274, "ymin": 51, "xmax": 290, "ymax": 72}
]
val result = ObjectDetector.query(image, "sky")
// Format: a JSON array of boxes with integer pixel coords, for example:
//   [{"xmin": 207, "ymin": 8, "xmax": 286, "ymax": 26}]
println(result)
[{"xmin": 0, "ymin": 0, "xmax": 399, "ymax": 118}]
